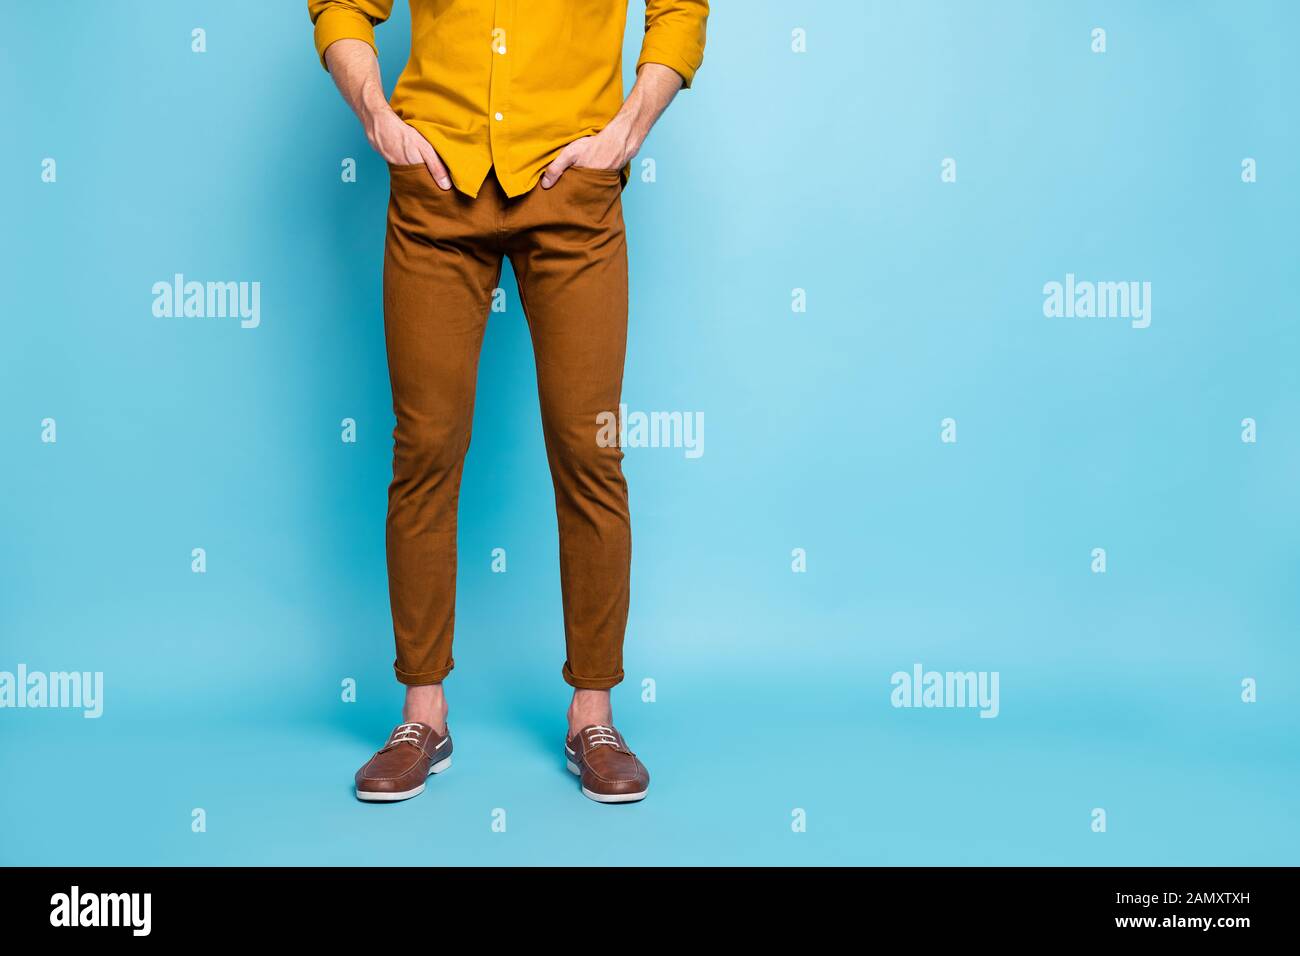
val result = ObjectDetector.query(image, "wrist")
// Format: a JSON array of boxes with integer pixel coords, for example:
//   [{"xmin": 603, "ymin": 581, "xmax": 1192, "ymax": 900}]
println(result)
[
  {"xmin": 356, "ymin": 83, "xmax": 392, "ymax": 124},
  {"xmin": 602, "ymin": 115, "xmax": 640, "ymax": 165}
]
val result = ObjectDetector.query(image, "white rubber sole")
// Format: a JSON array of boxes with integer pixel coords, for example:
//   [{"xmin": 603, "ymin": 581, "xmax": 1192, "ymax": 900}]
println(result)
[
  {"xmin": 356, "ymin": 754, "xmax": 452, "ymax": 802},
  {"xmin": 566, "ymin": 758, "xmax": 648, "ymax": 804}
]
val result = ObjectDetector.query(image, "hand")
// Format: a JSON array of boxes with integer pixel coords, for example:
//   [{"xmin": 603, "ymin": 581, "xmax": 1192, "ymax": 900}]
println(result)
[
  {"xmin": 540, "ymin": 122, "xmax": 634, "ymax": 189},
  {"xmin": 363, "ymin": 105, "xmax": 452, "ymax": 190}
]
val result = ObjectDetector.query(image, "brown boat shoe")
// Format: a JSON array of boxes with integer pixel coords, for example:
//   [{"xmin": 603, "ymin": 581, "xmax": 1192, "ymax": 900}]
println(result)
[
  {"xmin": 355, "ymin": 721, "xmax": 453, "ymax": 802},
  {"xmin": 565, "ymin": 724, "xmax": 649, "ymax": 804}
]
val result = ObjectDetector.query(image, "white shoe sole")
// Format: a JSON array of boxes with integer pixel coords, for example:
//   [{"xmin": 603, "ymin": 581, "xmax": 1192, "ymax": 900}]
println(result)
[
  {"xmin": 356, "ymin": 754, "xmax": 452, "ymax": 802},
  {"xmin": 566, "ymin": 758, "xmax": 648, "ymax": 804}
]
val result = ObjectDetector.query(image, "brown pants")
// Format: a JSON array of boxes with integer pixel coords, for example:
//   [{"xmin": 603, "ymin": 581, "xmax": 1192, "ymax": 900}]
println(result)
[{"xmin": 382, "ymin": 164, "xmax": 631, "ymax": 690}]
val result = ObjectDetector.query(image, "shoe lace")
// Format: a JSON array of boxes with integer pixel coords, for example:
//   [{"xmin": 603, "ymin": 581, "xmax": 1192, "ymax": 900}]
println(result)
[
  {"xmin": 389, "ymin": 722, "xmax": 424, "ymax": 747},
  {"xmin": 584, "ymin": 725, "xmax": 622, "ymax": 749}
]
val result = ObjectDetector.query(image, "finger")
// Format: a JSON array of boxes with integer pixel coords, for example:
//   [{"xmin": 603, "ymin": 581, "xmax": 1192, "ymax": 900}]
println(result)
[
  {"xmin": 417, "ymin": 145, "xmax": 453, "ymax": 190},
  {"xmin": 540, "ymin": 156, "xmax": 571, "ymax": 190},
  {"xmin": 408, "ymin": 137, "xmax": 454, "ymax": 189}
]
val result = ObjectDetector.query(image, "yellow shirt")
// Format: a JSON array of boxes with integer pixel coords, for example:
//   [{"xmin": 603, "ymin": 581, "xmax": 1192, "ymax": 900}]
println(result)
[{"xmin": 309, "ymin": 1, "xmax": 708, "ymax": 198}]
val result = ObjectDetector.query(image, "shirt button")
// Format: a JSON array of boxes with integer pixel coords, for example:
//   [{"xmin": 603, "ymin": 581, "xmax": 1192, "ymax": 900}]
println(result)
[
  {"xmin": 497, "ymin": 45, "xmax": 506, "ymax": 54},
  {"xmin": 494, "ymin": 112, "xmax": 504, "ymax": 121}
]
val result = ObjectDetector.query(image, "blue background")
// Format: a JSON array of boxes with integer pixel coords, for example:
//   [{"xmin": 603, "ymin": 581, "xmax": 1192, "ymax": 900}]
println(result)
[{"xmin": 2, "ymin": 0, "xmax": 1297, "ymax": 865}]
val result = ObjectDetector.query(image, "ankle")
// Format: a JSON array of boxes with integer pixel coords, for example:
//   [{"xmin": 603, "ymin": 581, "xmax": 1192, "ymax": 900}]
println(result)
[
  {"xmin": 403, "ymin": 683, "xmax": 448, "ymax": 734},
  {"xmin": 567, "ymin": 689, "xmax": 612, "ymax": 736}
]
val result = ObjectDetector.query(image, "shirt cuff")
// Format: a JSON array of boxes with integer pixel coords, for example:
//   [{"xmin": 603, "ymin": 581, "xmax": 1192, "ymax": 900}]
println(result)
[
  {"xmin": 636, "ymin": 44, "xmax": 699, "ymax": 89},
  {"xmin": 313, "ymin": 7, "xmax": 379, "ymax": 71}
]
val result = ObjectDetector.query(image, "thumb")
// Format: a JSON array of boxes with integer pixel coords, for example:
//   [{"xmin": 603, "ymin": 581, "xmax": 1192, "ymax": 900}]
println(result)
[
  {"xmin": 540, "ymin": 157, "xmax": 570, "ymax": 190},
  {"xmin": 407, "ymin": 135, "xmax": 451, "ymax": 190},
  {"xmin": 420, "ymin": 145, "xmax": 453, "ymax": 190}
]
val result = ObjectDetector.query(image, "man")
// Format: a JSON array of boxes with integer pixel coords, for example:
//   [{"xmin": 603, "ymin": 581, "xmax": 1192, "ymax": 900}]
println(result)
[{"xmin": 307, "ymin": 1, "xmax": 707, "ymax": 803}]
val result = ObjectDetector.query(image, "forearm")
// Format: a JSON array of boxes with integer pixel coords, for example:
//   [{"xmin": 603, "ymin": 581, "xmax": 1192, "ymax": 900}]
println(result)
[
  {"xmin": 324, "ymin": 38, "xmax": 391, "ymax": 124},
  {"xmin": 323, "ymin": 36, "xmax": 444, "ymax": 176},
  {"xmin": 603, "ymin": 63, "xmax": 684, "ymax": 164}
]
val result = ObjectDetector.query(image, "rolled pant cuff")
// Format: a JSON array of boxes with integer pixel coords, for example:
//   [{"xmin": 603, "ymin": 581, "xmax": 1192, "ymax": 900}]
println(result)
[
  {"xmin": 395, "ymin": 662, "xmax": 454, "ymax": 686},
  {"xmin": 563, "ymin": 663, "xmax": 624, "ymax": 690}
]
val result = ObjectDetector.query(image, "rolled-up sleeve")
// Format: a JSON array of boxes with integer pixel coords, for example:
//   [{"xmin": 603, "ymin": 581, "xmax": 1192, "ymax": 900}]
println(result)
[
  {"xmin": 636, "ymin": 0, "xmax": 708, "ymax": 88},
  {"xmin": 308, "ymin": 0, "xmax": 394, "ymax": 70}
]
